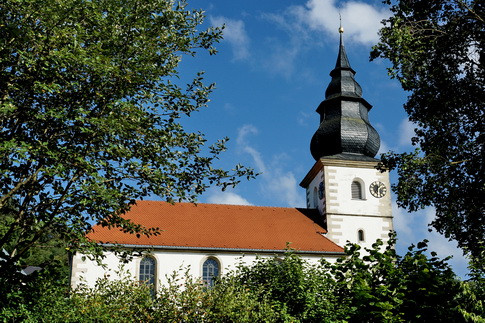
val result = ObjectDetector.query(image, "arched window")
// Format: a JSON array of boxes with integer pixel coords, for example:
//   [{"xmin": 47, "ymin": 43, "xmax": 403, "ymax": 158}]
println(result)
[
  {"xmin": 139, "ymin": 256, "xmax": 156, "ymax": 293},
  {"xmin": 358, "ymin": 229, "xmax": 365, "ymax": 242},
  {"xmin": 202, "ymin": 257, "xmax": 220, "ymax": 287},
  {"xmin": 351, "ymin": 181, "xmax": 363, "ymax": 199}
]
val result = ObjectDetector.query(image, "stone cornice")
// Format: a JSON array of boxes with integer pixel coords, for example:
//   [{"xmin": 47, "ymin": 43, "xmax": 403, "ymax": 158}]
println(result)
[{"xmin": 300, "ymin": 157, "xmax": 386, "ymax": 188}]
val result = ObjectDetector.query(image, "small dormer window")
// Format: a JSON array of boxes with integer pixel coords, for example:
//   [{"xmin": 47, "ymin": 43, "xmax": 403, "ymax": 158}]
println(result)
[{"xmin": 351, "ymin": 180, "xmax": 363, "ymax": 199}]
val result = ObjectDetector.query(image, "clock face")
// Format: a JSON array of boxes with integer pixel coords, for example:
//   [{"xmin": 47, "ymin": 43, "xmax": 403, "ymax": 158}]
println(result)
[{"xmin": 369, "ymin": 181, "xmax": 387, "ymax": 198}]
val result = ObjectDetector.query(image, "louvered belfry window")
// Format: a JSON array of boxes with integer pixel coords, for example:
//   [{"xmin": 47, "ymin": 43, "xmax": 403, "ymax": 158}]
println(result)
[{"xmin": 351, "ymin": 181, "xmax": 363, "ymax": 199}]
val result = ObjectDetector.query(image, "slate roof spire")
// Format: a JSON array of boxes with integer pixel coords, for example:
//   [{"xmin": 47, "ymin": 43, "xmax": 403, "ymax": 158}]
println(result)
[
  {"xmin": 335, "ymin": 20, "xmax": 352, "ymax": 71},
  {"xmin": 309, "ymin": 25, "xmax": 381, "ymax": 161}
]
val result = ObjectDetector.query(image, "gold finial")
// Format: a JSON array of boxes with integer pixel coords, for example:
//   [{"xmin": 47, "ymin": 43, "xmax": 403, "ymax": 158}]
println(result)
[{"xmin": 339, "ymin": 13, "xmax": 344, "ymax": 33}]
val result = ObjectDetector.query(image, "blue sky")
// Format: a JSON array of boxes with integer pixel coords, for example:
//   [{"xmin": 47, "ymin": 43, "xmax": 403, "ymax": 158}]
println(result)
[{"xmin": 176, "ymin": 0, "xmax": 469, "ymax": 276}]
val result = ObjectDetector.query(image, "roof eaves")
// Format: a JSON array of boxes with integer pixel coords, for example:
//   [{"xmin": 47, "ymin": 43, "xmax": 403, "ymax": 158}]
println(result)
[
  {"xmin": 299, "ymin": 159, "xmax": 325, "ymax": 188},
  {"xmin": 98, "ymin": 243, "xmax": 345, "ymax": 256}
]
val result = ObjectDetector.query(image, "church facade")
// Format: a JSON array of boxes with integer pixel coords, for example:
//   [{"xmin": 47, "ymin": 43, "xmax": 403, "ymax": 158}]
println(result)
[{"xmin": 70, "ymin": 31, "xmax": 393, "ymax": 290}]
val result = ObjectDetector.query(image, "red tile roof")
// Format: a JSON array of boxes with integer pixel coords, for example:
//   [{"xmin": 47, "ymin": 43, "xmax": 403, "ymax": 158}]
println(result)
[{"xmin": 87, "ymin": 201, "xmax": 344, "ymax": 254}]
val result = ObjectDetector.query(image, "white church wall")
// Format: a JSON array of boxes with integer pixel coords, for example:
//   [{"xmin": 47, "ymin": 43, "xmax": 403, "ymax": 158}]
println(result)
[
  {"xmin": 300, "ymin": 159, "xmax": 394, "ymax": 252},
  {"xmin": 325, "ymin": 213, "xmax": 393, "ymax": 251},
  {"xmin": 71, "ymin": 249, "xmax": 340, "ymax": 290},
  {"xmin": 70, "ymin": 251, "xmax": 136, "ymax": 288},
  {"xmin": 324, "ymin": 164, "xmax": 393, "ymax": 250},
  {"xmin": 324, "ymin": 165, "xmax": 391, "ymax": 216}
]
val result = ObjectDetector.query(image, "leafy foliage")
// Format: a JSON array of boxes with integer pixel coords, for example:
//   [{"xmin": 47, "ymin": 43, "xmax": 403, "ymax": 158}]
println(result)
[
  {"xmin": 235, "ymin": 253, "xmax": 347, "ymax": 322},
  {"xmin": 1, "ymin": 237, "xmax": 483, "ymax": 322},
  {"xmin": 0, "ymin": 259, "xmax": 70, "ymax": 321},
  {"xmin": 371, "ymin": 0, "xmax": 484, "ymax": 257},
  {"xmin": 2, "ymin": 267, "xmax": 281, "ymax": 322},
  {"xmin": 328, "ymin": 236, "xmax": 464, "ymax": 322},
  {"xmin": 0, "ymin": 0, "xmax": 255, "ymax": 297},
  {"xmin": 457, "ymin": 250, "xmax": 485, "ymax": 322}
]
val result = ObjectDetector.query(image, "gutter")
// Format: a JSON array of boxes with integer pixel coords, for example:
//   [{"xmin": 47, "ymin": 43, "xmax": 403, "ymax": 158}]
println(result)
[{"xmin": 98, "ymin": 243, "xmax": 345, "ymax": 256}]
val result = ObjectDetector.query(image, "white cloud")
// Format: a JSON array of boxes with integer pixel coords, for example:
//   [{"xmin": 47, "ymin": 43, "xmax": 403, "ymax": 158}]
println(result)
[
  {"xmin": 206, "ymin": 191, "xmax": 252, "ymax": 206},
  {"xmin": 264, "ymin": 45, "xmax": 300, "ymax": 79},
  {"xmin": 270, "ymin": 171, "xmax": 303, "ymax": 206},
  {"xmin": 236, "ymin": 125, "xmax": 305, "ymax": 207},
  {"xmin": 423, "ymin": 208, "xmax": 469, "ymax": 277},
  {"xmin": 210, "ymin": 16, "xmax": 250, "ymax": 60},
  {"xmin": 297, "ymin": 111, "xmax": 312, "ymax": 127},
  {"xmin": 237, "ymin": 125, "xmax": 267, "ymax": 173},
  {"xmin": 299, "ymin": 0, "xmax": 390, "ymax": 45},
  {"xmin": 398, "ymin": 118, "xmax": 416, "ymax": 148},
  {"xmin": 223, "ymin": 103, "xmax": 235, "ymax": 111},
  {"xmin": 243, "ymin": 146, "xmax": 267, "ymax": 174},
  {"xmin": 260, "ymin": 0, "xmax": 389, "ymax": 78},
  {"xmin": 236, "ymin": 124, "xmax": 258, "ymax": 145},
  {"xmin": 392, "ymin": 200, "xmax": 413, "ymax": 239},
  {"xmin": 377, "ymin": 138, "xmax": 390, "ymax": 155},
  {"xmin": 260, "ymin": 10, "xmax": 312, "ymax": 78}
]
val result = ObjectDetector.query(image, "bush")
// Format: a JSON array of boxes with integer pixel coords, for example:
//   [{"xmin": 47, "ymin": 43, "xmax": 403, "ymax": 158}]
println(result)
[
  {"xmin": 326, "ymin": 236, "xmax": 464, "ymax": 322},
  {"xmin": 1, "ymin": 237, "xmax": 482, "ymax": 322},
  {"xmin": 233, "ymin": 253, "xmax": 349, "ymax": 322}
]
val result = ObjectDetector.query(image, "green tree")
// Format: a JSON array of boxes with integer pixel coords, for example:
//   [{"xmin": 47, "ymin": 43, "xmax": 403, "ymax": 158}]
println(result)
[
  {"xmin": 371, "ymin": 0, "xmax": 484, "ymax": 257},
  {"xmin": 1, "ymin": 202, "xmax": 69, "ymax": 276},
  {"xmin": 2, "ymin": 238, "xmax": 482, "ymax": 322},
  {"xmin": 457, "ymin": 250, "xmax": 485, "ymax": 322},
  {"xmin": 0, "ymin": 0, "xmax": 254, "ymax": 294},
  {"xmin": 235, "ymin": 252, "xmax": 348, "ymax": 322},
  {"xmin": 327, "ymin": 237, "xmax": 464, "ymax": 322}
]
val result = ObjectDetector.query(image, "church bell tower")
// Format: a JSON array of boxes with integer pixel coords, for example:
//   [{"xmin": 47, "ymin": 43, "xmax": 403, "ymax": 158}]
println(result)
[{"xmin": 300, "ymin": 27, "xmax": 393, "ymax": 249}]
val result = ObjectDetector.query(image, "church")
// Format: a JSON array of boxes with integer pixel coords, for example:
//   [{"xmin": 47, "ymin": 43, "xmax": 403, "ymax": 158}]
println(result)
[{"xmin": 70, "ymin": 29, "xmax": 393, "ymax": 290}]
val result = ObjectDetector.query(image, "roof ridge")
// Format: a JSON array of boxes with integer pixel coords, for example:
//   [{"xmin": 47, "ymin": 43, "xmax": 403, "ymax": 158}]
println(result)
[{"xmin": 136, "ymin": 200, "xmax": 304, "ymax": 210}]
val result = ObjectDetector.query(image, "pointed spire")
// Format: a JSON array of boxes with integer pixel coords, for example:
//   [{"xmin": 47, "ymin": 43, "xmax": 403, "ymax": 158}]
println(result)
[
  {"xmin": 325, "ymin": 23, "xmax": 361, "ymax": 100},
  {"xmin": 309, "ymin": 22, "xmax": 381, "ymax": 162},
  {"xmin": 335, "ymin": 16, "xmax": 352, "ymax": 70}
]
